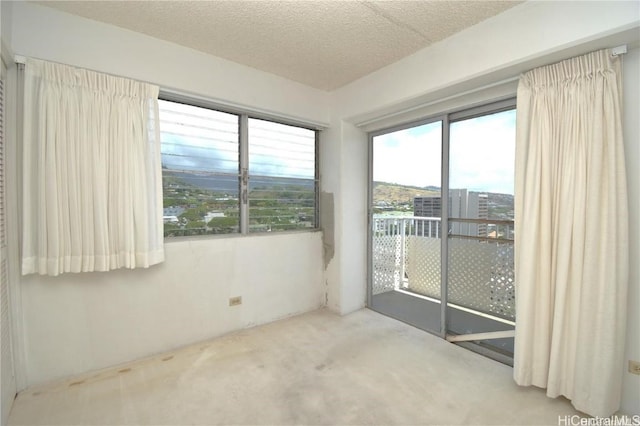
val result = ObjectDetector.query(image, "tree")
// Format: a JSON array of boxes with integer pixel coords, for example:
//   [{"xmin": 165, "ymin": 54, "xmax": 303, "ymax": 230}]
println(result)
[{"xmin": 208, "ymin": 216, "xmax": 237, "ymax": 228}]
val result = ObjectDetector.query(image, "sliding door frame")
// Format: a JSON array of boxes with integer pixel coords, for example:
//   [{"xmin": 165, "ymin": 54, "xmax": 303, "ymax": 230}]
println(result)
[
  {"xmin": 439, "ymin": 114, "xmax": 450, "ymax": 338},
  {"xmin": 367, "ymin": 96, "xmax": 517, "ymax": 356},
  {"xmin": 367, "ymin": 115, "xmax": 445, "ymax": 336}
]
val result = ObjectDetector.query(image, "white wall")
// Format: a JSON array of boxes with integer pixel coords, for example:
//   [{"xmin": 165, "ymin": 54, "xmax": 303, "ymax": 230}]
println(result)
[
  {"xmin": 335, "ymin": 1, "xmax": 640, "ymax": 123},
  {"xmin": 319, "ymin": 119, "xmax": 342, "ymax": 313},
  {"xmin": 1, "ymin": 3, "xmax": 18, "ymax": 424},
  {"xmin": 7, "ymin": 2, "xmax": 328, "ymax": 387},
  {"xmin": 320, "ymin": 119, "xmax": 368, "ymax": 315},
  {"xmin": 335, "ymin": 121, "xmax": 368, "ymax": 314},
  {"xmin": 325, "ymin": 0, "xmax": 640, "ymax": 415},
  {"xmin": 0, "ymin": 26, "xmax": 16, "ymax": 426},
  {"xmin": 21, "ymin": 233, "xmax": 324, "ymax": 385},
  {"xmin": 621, "ymin": 47, "xmax": 640, "ymax": 416},
  {"xmin": 1, "ymin": 0, "xmax": 12, "ymax": 48},
  {"xmin": 10, "ymin": 2, "xmax": 330, "ymax": 127}
]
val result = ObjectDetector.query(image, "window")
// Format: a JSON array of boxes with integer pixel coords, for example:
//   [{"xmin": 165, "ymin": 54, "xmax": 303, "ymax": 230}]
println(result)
[
  {"xmin": 159, "ymin": 100, "xmax": 240, "ymax": 237},
  {"xmin": 369, "ymin": 99, "xmax": 516, "ymax": 361},
  {"xmin": 248, "ymin": 118, "xmax": 317, "ymax": 232},
  {"xmin": 159, "ymin": 99, "xmax": 318, "ymax": 237}
]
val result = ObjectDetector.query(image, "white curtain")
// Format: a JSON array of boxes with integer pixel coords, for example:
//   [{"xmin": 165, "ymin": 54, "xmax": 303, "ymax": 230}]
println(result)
[
  {"xmin": 514, "ymin": 49, "xmax": 628, "ymax": 417},
  {"xmin": 22, "ymin": 58, "xmax": 164, "ymax": 276}
]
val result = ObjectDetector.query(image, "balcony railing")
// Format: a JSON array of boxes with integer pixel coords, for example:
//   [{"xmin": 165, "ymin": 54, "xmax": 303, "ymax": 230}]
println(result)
[{"xmin": 372, "ymin": 216, "xmax": 515, "ymax": 320}]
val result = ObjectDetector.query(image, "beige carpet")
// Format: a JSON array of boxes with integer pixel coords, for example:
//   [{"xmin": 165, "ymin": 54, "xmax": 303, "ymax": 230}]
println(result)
[{"xmin": 8, "ymin": 308, "xmax": 581, "ymax": 425}]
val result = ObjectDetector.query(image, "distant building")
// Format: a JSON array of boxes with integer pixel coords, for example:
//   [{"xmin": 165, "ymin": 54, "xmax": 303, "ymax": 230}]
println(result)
[
  {"xmin": 449, "ymin": 189, "xmax": 488, "ymax": 237},
  {"xmin": 414, "ymin": 196, "xmax": 441, "ymax": 217},
  {"xmin": 413, "ymin": 196, "xmax": 442, "ymax": 237},
  {"xmin": 413, "ymin": 190, "xmax": 488, "ymax": 238},
  {"xmin": 163, "ymin": 215, "xmax": 179, "ymax": 224},
  {"xmin": 164, "ymin": 206, "xmax": 185, "ymax": 217}
]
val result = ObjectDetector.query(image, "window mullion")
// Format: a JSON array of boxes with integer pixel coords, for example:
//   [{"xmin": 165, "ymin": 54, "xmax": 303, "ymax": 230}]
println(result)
[
  {"xmin": 239, "ymin": 114, "xmax": 249, "ymax": 234},
  {"xmin": 440, "ymin": 114, "xmax": 450, "ymax": 339}
]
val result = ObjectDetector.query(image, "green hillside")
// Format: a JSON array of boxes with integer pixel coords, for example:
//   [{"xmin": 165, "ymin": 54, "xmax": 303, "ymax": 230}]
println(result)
[{"xmin": 373, "ymin": 181, "xmax": 440, "ymax": 205}]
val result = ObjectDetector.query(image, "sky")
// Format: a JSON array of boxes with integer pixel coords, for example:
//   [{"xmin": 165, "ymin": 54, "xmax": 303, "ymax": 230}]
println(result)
[
  {"xmin": 159, "ymin": 100, "xmax": 239, "ymax": 175},
  {"xmin": 158, "ymin": 100, "xmax": 315, "ymax": 180},
  {"xmin": 159, "ymin": 100, "xmax": 515, "ymax": 194},
  {"xmin": 373, "ymin": 109, "xmax": 516, "ymax": 195}
]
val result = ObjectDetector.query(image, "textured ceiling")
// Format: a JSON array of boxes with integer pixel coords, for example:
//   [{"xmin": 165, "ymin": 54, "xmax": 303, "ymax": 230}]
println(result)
[{"xmin": 37, "ymin": 1, "xmax": 521, "ymax": 90}]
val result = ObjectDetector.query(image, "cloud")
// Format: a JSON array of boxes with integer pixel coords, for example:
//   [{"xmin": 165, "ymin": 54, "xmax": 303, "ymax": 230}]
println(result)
[
  {"xmin": 159, "ymin": 102, "xmax": 315, "ymax": 180},
  {"xmin": 449, "ymin": 109, "xmax": 515, "ymax": 194},
  {"xmin": 159, "ymin": 100, "xmax": 240, "ymax": 174},
  {"xmin": 373, "ymin": 109, "xmax": 516, "ymax": 194},
  {"xmin": 248, "ymin": 118, "xmax": 315, "ymax": 179},
  {"xmin": 373, "ymin": 121, "xmax": 442, "ymax": 187},
  {"xmin": 161, "ymin": 133, "xmax": 239, "ymax": 174}
]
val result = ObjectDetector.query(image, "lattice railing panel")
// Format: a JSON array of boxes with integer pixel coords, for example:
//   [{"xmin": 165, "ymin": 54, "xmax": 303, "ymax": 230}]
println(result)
[
  {"xmin": 372, "ymin": 218, "xmax": 515, "ymax": 320},
  {"xmin": 488, "ymin": 242, "xmax": 515, "ymax": 319},
  {"xmin": 448, "ymin": 239, "xmax": 515, "ymax": 320},
  {"xmin": 372, "ymin": 234, "xmax": 401, "ymax": 295},
  {"xmin": 405, "ymin": 236, "xmax": 440, "ymax": 299}
]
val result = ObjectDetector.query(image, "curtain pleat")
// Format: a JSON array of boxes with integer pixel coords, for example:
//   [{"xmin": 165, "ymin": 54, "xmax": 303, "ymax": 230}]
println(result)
[
  {"xmin": 22, "ymin": 58, "xmax": 164, "ymax": 276},
  {"xmin": 514, "ymin": 49, "xmax": 628, "ymax": 416}
]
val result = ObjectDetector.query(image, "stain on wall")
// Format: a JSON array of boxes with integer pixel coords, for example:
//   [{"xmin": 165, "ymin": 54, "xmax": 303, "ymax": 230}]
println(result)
[{"xmin": 320, "ymin": 191, "xmax": 334, "ymax": 268}]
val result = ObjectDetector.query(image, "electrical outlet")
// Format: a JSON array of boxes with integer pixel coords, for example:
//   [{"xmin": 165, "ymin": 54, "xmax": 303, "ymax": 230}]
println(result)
[
  {"xmin": 229, "ymin": 296, "xmax": 242, "ymax": 307},
  {"xmin": 629, "ymin": 360, "xmax": 640, "ymax": 375}
]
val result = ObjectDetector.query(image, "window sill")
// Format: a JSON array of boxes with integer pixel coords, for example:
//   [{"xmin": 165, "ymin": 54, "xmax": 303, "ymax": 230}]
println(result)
[{"xmin": 163, "ymin": 228, "xmax": 322, "ymax": 244}]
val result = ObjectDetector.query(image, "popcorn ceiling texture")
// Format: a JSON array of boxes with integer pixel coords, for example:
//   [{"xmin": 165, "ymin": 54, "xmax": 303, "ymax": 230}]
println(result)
[{"xmin": 37, "ymin": 1, "xmax": 520, "ymax": 91}]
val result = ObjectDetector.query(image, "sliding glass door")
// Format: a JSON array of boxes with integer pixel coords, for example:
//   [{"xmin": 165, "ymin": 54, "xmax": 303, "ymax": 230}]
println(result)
[
  {"xmin": 368, "ymin": 99, "xmax": 516, "ymax": 362},
  {"xmin": 446, "ymin": 107, "xmax": 516, "ymax": 362},
  {"xmin": 369, "ymin": 119, "xmax": 443, "ymax": 335}
]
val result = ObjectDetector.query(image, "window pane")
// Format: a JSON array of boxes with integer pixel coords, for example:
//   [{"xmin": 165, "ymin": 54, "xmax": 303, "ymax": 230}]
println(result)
[
  {"xmin": 248, "ymin": 118, "xmax": 316, "ymax": 232},
  {"xmin": 448, "ymin": 108, "xmax": 516, "ymax": 323},
  {"xmin": 370, "ymin": 121, "xmax": 443, "ymax": 336},
  {"xmin": 159, "ymin": 100, "xmax": 240, "ymax": 237},
  {"xmin": 449, "ymin": 109, "xmax": 515, "ymax": 222}
]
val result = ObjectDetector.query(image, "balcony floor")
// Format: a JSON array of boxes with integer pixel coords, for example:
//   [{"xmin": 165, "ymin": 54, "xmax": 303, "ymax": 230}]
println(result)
[{"xmin": 8, "ymin": 308, "xmax": 580, "ymax": 425}]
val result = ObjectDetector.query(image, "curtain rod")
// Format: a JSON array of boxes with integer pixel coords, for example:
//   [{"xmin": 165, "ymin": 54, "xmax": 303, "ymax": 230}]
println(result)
[
  {"xmin": 14, "ymin": 44, "xmax": 629, "ymax": 69},
  {"xmin": 14, "ymin": 44, "xmax": 629, "ymax": 67},
  {"xmin": 355, "ymin": 44, "xmax": 630, "ymax": 129},
  {"xmin": 13, "ymin": 53, "xmax": 329, "ymax": 129},
  {"xmin": 611, "ymin": 45, "xmax": 627, "ymax": 56}
]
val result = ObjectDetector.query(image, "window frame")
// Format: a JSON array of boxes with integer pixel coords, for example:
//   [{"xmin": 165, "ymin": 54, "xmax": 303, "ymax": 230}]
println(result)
[
  {"xmin": 367, "ymin": 96, "xmax": 517, "ymax": 364},
  {"xmin": 158, "ymin": 92, "xmax": 320, "ymax": 239},
  {"xmin": 246, "ymin": 116, "xmax": 319, "ymax": 234}
]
